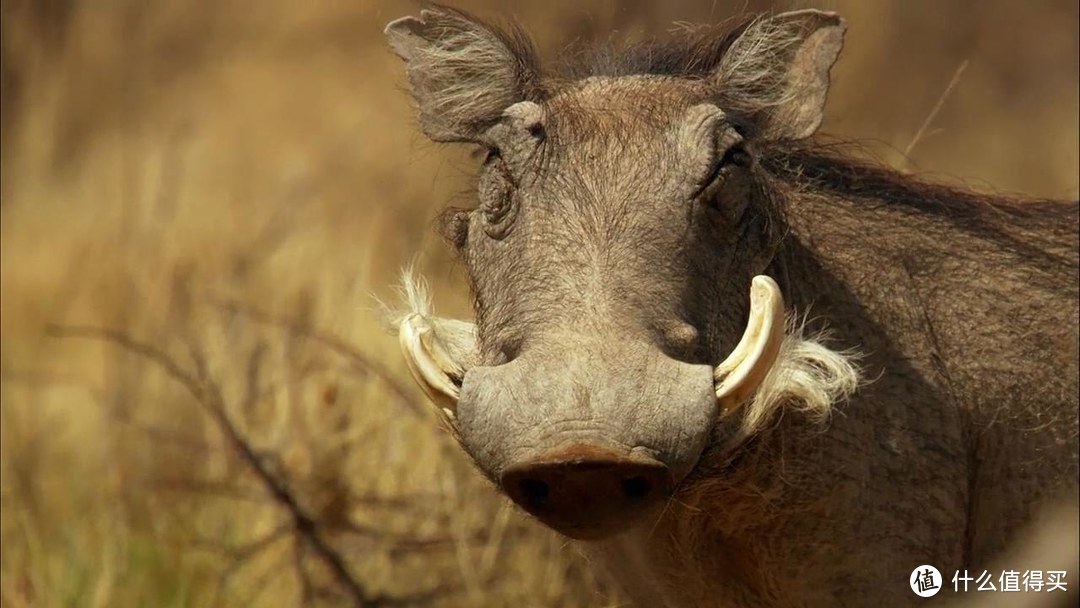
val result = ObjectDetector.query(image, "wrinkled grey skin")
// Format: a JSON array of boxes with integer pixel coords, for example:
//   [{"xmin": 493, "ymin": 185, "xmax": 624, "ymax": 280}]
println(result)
[{"xmin": 385, "ymin": 6, "xmax": 1079, "ymax": 606}]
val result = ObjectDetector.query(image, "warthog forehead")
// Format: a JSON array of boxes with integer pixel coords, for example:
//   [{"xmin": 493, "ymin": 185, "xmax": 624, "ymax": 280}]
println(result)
[{"xmin": 544, "ymin": 76, "xmax": 709, "ymax": 135}]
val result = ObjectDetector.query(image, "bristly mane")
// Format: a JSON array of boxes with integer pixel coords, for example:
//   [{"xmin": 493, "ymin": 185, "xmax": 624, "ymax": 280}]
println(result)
[{"xmin": 760, "ymin": 142, "xmax": 1079, "ymax": 278}]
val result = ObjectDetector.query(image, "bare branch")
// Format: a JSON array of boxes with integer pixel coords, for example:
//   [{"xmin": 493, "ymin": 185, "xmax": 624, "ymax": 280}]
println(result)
[
  {"xmin": 295, "ymin": 536, "xmax": 316, "ymax": 607},
  {"xmin": 195, "ymin": 522, "xmax": 290, "ymax": 562},
  {"xmin": 184, "ymin": 334, "xmax": 375, "ymax": 606},
  {"xmin": 149, "ymin": 476, "xmax": 268, "ymax": 503},
  {"xmin": 213, "ymin": 300, "xmax": 424, "ymax": 417},
  {"xmin": 49, "ymin": 323, "xmax": 454, "ymax": 607},
  {"xmin": 904, "ymin": 59, "xmax": 968, "ymax": 160},
  {"xmin": 47, "ymin": 325, "xmax": 206, "ymax": 402}
]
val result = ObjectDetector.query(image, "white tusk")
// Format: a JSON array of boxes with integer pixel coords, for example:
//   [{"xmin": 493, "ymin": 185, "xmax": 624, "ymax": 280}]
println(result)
[
  {"xmin": 715, "ymin": 275, "xmax": 786, "ymax": 414},
  {"xmin": 399, "ymin": 313, "xmax": 464, "ymax": 425}
]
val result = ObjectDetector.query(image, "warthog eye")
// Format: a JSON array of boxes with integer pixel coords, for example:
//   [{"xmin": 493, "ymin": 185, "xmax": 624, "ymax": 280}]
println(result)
[
  {"xmin": 721, "ymin": 146, "xmax": 751, "ymax": 169},
  {"xmin": 694, "ymin": 126, "xmax": 750, "ymax": 204}
]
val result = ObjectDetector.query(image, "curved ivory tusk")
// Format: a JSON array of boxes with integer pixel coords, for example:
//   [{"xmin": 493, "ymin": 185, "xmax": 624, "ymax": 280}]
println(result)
[
  {"xmin": 399, "ymin": 313, "xmax": 463, "ymax": 424},
  {"xmin": 715, "ymin": 275, "xmax": 786, "ymax": 414}
]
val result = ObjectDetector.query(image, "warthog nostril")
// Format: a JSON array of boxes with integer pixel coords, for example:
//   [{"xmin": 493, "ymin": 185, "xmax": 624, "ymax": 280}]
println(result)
[
  {"xmin": 518, "ymin": 478, "xmax": 550, "ymax": 508},
  {"xmin": 621, "ymin": 475, "xmax": 651, "ymax": 500},
  {"xmin": 500, "ymin": 445, "xmax": 673, "ymax": 539}
]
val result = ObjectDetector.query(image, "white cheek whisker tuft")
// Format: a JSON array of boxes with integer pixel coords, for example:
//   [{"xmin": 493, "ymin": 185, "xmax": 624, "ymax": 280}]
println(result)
[
  {"xmin": 374, "ymin": 265, "xmax": 434, "ymax": 332},
  {"xmin": 737, "ymin": 312, "xmax": 862, "ymax": 436},
  {"xmin": 397, "ymin": 265, "xmax": 435, "ymax": 320}
]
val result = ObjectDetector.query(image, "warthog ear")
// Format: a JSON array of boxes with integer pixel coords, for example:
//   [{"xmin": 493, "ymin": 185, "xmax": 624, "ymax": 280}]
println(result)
[
  {"xmin": 713, "ymin": 10, "xmax": 846, "ymax": 141},
  {"xmin": 384, "ymin": 6, "xmax": 542, "ymax": 143}
]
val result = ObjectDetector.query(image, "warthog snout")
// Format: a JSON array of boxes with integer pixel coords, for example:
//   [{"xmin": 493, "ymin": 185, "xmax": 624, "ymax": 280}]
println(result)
[
  {"xmin": 501, "ymin": 445, "xmax": 673, "ymax": 540},
  {"xmin": 448, "ymin": 343, "xmax": 717, "ymax": 539}
]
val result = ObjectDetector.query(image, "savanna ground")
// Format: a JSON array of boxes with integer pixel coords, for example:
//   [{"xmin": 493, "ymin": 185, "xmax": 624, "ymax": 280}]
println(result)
[{"xmin": 1, "ymin": 1, "xmax": 1077, "ymax": 606}]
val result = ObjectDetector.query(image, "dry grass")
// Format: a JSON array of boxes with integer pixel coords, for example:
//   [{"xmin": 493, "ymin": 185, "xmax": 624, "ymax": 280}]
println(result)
[{"xmin": 0, "ymin": 1, "xmax": 1076, "ymax": 606}]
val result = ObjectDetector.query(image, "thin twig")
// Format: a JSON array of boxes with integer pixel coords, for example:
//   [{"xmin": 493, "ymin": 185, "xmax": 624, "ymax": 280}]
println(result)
[
  {"xmin": 213, "ymin": 300, "xmax": 424, "ymax": 416},
  {"xmin": 150, "ymin": 477, "xmax": 268, "ymax": 503},
  {"xmin": 224, "ymin": 549, "xmax": 291, "ymax": 608},
  {"xmin": 904, "ymin": 59, "xmax": 969, "ymax": 160},
  {"xmin": 194, "ymin": 522, "xmax": 290, "ymax": 559},
  {"xmin": 295, "ymin": 536, "xmax": 315, "ymax": 607}
]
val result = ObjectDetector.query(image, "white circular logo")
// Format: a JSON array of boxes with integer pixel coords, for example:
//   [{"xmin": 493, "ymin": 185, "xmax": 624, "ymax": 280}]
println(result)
[{"xmin": 910, "ymin": 565, "xmax": 942, "ymax": 597}]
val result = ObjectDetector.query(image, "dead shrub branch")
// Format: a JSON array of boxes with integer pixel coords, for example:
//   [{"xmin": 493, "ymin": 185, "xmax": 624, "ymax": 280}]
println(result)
[
  {"xmin": 213, "ymin": 300, "xmax": 425, "ymax": 418},
  {"xmin": 48, "ymin": 323, "xmax": 453, "ymax": 607}
]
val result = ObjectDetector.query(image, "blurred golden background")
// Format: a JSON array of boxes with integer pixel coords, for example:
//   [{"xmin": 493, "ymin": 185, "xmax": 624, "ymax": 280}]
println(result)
[{"xmin": 1, "ymin": 1, "xmax": 1076, "ymax": 606}]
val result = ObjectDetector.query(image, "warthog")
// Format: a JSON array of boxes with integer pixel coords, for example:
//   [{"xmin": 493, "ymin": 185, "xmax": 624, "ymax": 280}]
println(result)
[{"xmin": 384, "ymin": 6, "xmax": 1079, "ymax": 605}]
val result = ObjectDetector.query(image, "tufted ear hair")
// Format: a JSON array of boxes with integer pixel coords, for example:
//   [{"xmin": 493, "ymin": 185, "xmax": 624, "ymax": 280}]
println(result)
[
  {"xmin": 384, "ymin": 5, "xmax": 543, "ymax": 143},
  {"xmin": 711, "ymin": 10, "xmax": 846, "ymax": 141}
]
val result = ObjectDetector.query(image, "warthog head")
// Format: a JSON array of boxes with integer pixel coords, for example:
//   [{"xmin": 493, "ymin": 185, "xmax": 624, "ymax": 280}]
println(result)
[{"xmin": 386, "ymin": 6, "xmax": 858, "ymax": 540}]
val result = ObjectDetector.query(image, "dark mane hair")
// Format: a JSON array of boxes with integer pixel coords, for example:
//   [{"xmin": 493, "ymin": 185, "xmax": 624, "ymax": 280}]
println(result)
[{"xmin": 760, "ymin": 141, "xmax": 1079, "ymax": 274}]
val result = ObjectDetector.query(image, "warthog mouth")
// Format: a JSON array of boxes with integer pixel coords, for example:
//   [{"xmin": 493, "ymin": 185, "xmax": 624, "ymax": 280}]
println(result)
[{"xmin": 399, "ymin": 275, "xmax": 786, "ymax": 427}]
